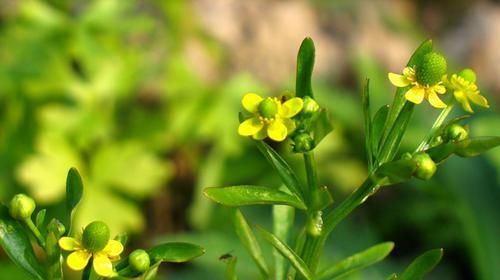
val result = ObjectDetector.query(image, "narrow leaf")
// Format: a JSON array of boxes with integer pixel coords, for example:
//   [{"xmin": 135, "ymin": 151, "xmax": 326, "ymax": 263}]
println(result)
[
  {"xmin": 255, "ymin": 141, "xmax": 306, "ymax": 200},
  {"xmin": 372, "ymin": 105, "xmax": 389, "ymax": 158},
  {"xmin": 223, "ymin": 255, "xmax": 239, "ymax": 280},
  {"xmin": 296, "ymin": 37, "xmax": 315, "ymax": 98},
  {"xmin": 399, "ymin": 248, "xmax": 443, "ymax": 280},
  {"xmin": 273, "ymin": 205, "xmax": 295, "ymax": 280},
  {"xmin": 317, "ymin": 242, "xmax": 394, "ymax": 280},
  {"xmin": 204, "ymin": 185, "xmax": 306, "ymax": 209},
  {"xmin": 256, "ymin": 226, "xmax": 313, "ymax": 280},
  {"xmin": 378, "ymin": 102, "xmax": 414, "ymax": 164},
  {"xmin": 143, "ymin": 261, "xmax": 161, "ymax": 280},
  {"xmin": 362, "ymin": 79, "xmax": 374, "ymax": 170},
  {"xmin": 0, "ymin": 206, "xmax": 45, "ymax": 280},
  {"xmin": 148, "ymin": 242, "xmax": 205, "ymax": 263},
  {"xmin": 232, "ymin": 209, "xmax": 269, "ymax": 277},
  {"xmin": 65, "ymin": 167, "xmax": 83, "ymax": 232},
  {"xmin": 375, "ymin": 159, "xmax": 417, "ymax": 185},
  {"xmin": 454, "ymin": 136, "xmax": 500, "ymax": 157},
  {"xmin": 35, "ymin": 209, "xmax": 46, "ymax": 229},
  {"xmin": 311, "ymin": 109, "xmax": 334, "ymax": 147}
]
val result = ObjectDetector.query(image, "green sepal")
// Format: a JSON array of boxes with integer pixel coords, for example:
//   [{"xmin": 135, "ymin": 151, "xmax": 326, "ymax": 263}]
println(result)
[
  {"xmin": 317, "ymin": 242, "xmax": 394, "ymax": 280},
  {"xmin": 65, "ymin": 167, "xmax": 83, "ymax": 233},
  {"xmin": 148, "ymin": 242, "xmax": 205, "ymax": 263},
  {"xmin": 375, "ymin": 158, "xmax": 417, "ymax": 185},
  {"xmin": 204, "ymin": 185, "xmax": 306, "ymax": 210},
  {"xmin": 295, "ymin": 37, "xmax": 315, "ymax": 98},
  {"xmin": 399, "ymin": 248, "xmax": 443, "ymax": 280},
  {"xmin": 0, "ymin": 205, "xmax": 45, "ymax": 280},
  {"xmin": 256, "ymin": 226, "xmax": 314, "ymax": 280},
  {"xmin": 35, "ymin": 209, "xmax": 46, "ymax": 230}
]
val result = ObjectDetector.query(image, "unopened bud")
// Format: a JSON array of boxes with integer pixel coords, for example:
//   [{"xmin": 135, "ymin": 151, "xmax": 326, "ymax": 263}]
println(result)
[
  {"xmin": 9, "ymin": 194, "xmax": 36, "ymax": 221},
  {"xmin": 129, "ymin": 249, "xmax": 151, "ymax": 273},
  {"xmin": 412, "ymin": 153, "xmax": 437, "ymax": 180}
]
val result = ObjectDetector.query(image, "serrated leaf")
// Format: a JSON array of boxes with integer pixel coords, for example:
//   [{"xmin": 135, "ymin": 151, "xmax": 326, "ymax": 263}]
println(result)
[
  {"xmin": 204, "ymin": 185, "xmax": 306, "ymax": 210},
  {"xmin": 317, "ymin": 242, "xmax": 394, "ymax": 280},
  {"xmin": 255, "ymin": 141, "xmax": 305, "ymax": 201},
  {"xmin": 148, "ymin": 242, "xmax": 205, "ymax": 263},
  {"xmin": 0, "ymin": 206, "xmax": 45, "ymax": 280},
  {"xmin": 256, "ymin": 226, "xmax": 313, "ymax": 280},
  {"xmin": 296, "ymin": 37, "xmax": 315, "ymax": 98},
  {"xmin": 454, "ymin": 136, "xmax": 500, "ymax": 157},
  {"xmin": 399, "ymin": 248, "xmax": 443, "ymax": 280},
  {"xmin": 233, "ymin": 209, "xmax": 269, "ymax": 277},
  {"xmin": 66, "ymin": 167, "xmax": 83, "ymax": 232}
]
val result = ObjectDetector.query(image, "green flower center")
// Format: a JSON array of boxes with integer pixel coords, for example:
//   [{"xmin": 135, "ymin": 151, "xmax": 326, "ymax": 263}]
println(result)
[
  {"xmin": 416, "ymin": 52, "xmax": 447, "ymax": 85},
  {"xmin": 458, "ymin": 68, "xmax": 476, "ymax": 83},
  {"xmin": 258, "ymin": 98, "xmax": 278, "ymax": 119},
  {"xmin": 82, "ymin": 221, "xmax": 110, "ymax": 253}
]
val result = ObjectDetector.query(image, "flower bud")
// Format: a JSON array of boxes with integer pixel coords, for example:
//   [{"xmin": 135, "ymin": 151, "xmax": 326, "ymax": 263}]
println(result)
[
  {"xmin": 412, "ymin": 153, "xmax": 437, "ymax": 180},
  {"xmin": 129, "ymin": 249, "xmax": 150, "ymax": 273},
  {"xmin": 47, "ymin": 218, "xmax": 66, "ymax": 238},
  {"xmin": 9, "ymin": 194, "xmax": 36, "ymax": 221},
  {"xmin": 82, "ymin": 221, "xmax": 110, "ymax": 252},
  {"xmin": 416, "ymin": 52, "xmax": 447, "ymax": 85},
  {"xmin": 306, "ymin": 211, "xmax": 323, "ymax": 237},
  {"xmin": 444, "ymin": 124, "xmax": 468, "ymax": 142},
  {"xmin": 458, "ymin": 68, "xmax": 476, "ymax": 83},
  {"xmin": 258, "ymin": 98, "xmax": 278, "ymax": 118},
  {"xmin": 293, "ymin": 133, "xmax": 314, "ymax": 153},
  {"xmin": 302, "ymin": 96, "xmax": 319, "ymax": 116}
]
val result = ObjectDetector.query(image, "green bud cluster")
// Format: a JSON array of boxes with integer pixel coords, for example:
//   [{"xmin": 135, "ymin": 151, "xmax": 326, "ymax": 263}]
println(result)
[
  {"xmin": 82, "ymin": 221, "xmax": 110, "ymax": 252},
  {"xmin": 292, "ymin": 132, "xmax": 314, "ymax": 153},
  {"xmin": 9, "ymin": 194, "xmax": 36, "ymax": 221},
  {"xmin": 416, "ymin": 52, "xmax": 447, "ymax": 85}
]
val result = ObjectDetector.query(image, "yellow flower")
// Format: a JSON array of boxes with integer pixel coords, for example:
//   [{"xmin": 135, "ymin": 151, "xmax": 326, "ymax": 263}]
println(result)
[
  {"xmin": 59, "ymin": 221, "xmax": 123, "ymax": 277},
  {"xmin": 444, "ymin": 72, "xmax": 489, "ymax": 113},
  {"xmin": 238, "ymin": 93, "xmax": 303, "ymax": 142},
  {"xmin": 388, "ymin": 67, "xmax": 447, "ymax": 108}
]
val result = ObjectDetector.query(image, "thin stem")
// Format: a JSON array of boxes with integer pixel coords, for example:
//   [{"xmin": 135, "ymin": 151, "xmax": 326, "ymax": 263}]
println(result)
[
  {"xmin": 415, "ymin": 100, "xmax": 456, "ymax": 153},
  {"xmin": 24, "ymin": 218, "xmax": 46, "ymax": 248},
  {"xmin": 303, "ymin": 152, "xmax": 318, "ymax": 207},
  {"xmin": 82, "ymin": 261, "xmax": 92, "ymax": 280}
]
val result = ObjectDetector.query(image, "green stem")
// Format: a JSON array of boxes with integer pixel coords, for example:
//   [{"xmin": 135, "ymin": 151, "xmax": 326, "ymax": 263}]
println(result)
[
  {"xmin": 303, "ymin": 152, "xmax": 318, "ymax": 207},
  {"xmin": 415, "ymin": 100, "xmax": 456, "ymax": 153},
  {"xmin": 82, "ymin": 261, "xmax": 92, "ymax": 280},
  {"xmin": 24, "ymin": 218, "xmax": 46, "ymax": 248}
]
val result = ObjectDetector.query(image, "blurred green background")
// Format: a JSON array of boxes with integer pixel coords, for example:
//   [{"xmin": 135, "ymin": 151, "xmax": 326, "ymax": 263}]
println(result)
[{"xmin": 0, "ymin": 0, "xmax": 499, "ymax": 279}]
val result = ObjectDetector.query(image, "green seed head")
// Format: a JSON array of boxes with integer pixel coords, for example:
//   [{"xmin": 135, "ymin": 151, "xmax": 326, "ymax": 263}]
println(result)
[
  {"xmin": 82, "ymin": 221, "xmax": 110, "ymax": 252},
  {"xmin": 9, "ymin": 194, "xmax": 36, "ymax": 221},
  {"xmin": 258, "ymin": 98, "xmax": 278, "ymax": 119},
  {"xmin": 413, "ymin": 153, "xmax": 437, "ymax": 181},
  {"xmin": 458, "ymin": 68, "xmax": 476, "ymax": 83},
  {"xmin": 416, "ymin": 52, "xmax": 447, "ymax": 85},
  {"xmin": 129, "ymin": 249, "xmax": 151, "ymax": 273},
  {"xmin": 444, "ymin": 124, "xmax": 468, "ymax": 142}
]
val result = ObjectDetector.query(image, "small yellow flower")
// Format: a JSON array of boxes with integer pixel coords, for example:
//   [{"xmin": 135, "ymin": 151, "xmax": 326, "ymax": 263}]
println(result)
[
  {"xmin": 388, "ymin": 67, "xmax": 447, "ymax": 108},
  {"xmin": 444, "ymin": 72, "xmax": 489, "ymax": 113},
  {"xmin": 238, "ymin": 93, "xmax": 303, "ymax": 142},
  {"xmin": 59, "ymin": 222, "xmax": 123, "ymax": 277}
]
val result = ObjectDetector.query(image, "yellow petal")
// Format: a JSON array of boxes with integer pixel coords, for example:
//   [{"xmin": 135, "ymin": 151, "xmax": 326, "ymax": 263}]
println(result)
[
  {"xmin": 238, "ymin": 117, "xmax": 263, "ymax": 136},
  {"xmin": 433, "ymin": 84, "xmax": 446, "ymax": 94},
  {"xmin": 405, "ymin": 86, "xmax": 425, "ymax": 104},
  {"xmin": 267, "ymin": 119, "xmax": 287, "ymax": 142},
  {"xmin": 427, "ymin": 90, "xmax": 447, "ymax": 108},
  {"xmin": 467, "ymin": 92, "xmax": 489, "ymax": 108},
  {"xmin": 93, "ymin": 252, "xmax": 113, "ymax": 277},
  {"xmin": 252, "ymin": 126, "xmax": 267, "ymax": 140},
  {"xmin": 102, "ymin": 240, "xmax": 123, "ymax": 258},
  {"xmin": 67, "ymin": 250, "xmax": 91, "ymax": 271},
  {"xmin": 281, "ymin": 118, "xmax": 296, "ymax": 134},
  {"xmin": 241, "ymin": 93, "xmax": 263, "ymax": 113},
  {"xmin": 454, "ymin": 91, "xmax": 473, "ymax": 113},
  {"xmin": 59, "ymin": 237, "xmax": 80, "ymax": 251},
  {"xmin": 388, "ymin": 73, "xmax": 411, "ymax": 87},
  {"xmin": 280, "ymin": 98, "xmax": 303, "ymax": 118}
]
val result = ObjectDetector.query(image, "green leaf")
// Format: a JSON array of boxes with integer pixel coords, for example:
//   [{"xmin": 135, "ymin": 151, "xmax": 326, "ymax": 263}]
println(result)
[
  {"xmin": 311, "ymin": 109, "xmax": 334, "ymax": 147},
  {"xmin": 372, "ymin": 105, "xmax": 389, "ymax": 159},
  {"xmin": 362, "ymin": 79, "xmax": 374, "ymax": 170},
  {"xmin": 66, "ymin": 167, "xmax": 83, "ymax": 232},
  {"xmin": 255, "ymin": 141, "xmax": 306, "ymax": 201},
  {"xmin": 295, "ymin": 37, "xmax": 315, "ymax": 98},
  {"xmin": 232, "ymin": 209, "xmax": 270, "ymax": 277},
  {"xmin": 454, "ymin": 136, "xmax": 500, "ymax": 157},
  {"xmin": 256, "ymin": 226, "xmax": 313, "ymax": 280},
  {"xmin": 378, "ymin": 102, "xmax": 414, "ymax": 164},
  {"xmin": 386, "ymin": 273, "xmax": 398, "ymax": 280},
  {"xmin": 399, "ymin": 248, "xmax": 443, "ymax": 280},
  {"xmin": 375, "ymin": 159, "xmax": 417, "ymax": 185},
  {"xmin": 223, "ymin": 255, "xmax": 239, "ymax": 280},
  {"xmin": 204, "ymin": 185, "xmax": 306, "ymax": 209},
  {"xmin": 35, "ymin": 209, "xmax": 46, "ymax": 229},
  {"xmin": 142, "ymin": 261, "xmax": 161, "ymax": 280},
  {"xmin": 148, "ymin": 242, "xmax": 205, "ymax": 263},
  {"xmin": 46, "ymin": 232, "xmax": 62, "ymax": 279},
  {"xmin": 0, "ymin": 206, "xmax": 45, "ymax": 280},
  {"xmin": 317, "ymin": 242, "xmax": 394, "ymax": 280},
  {"xmin": 426, "ymin": 142, "xmax": 455, "ymax": 164},
  {"xmin": 273, "ymin": 205, "xmax": 295, "ymax": 280}
]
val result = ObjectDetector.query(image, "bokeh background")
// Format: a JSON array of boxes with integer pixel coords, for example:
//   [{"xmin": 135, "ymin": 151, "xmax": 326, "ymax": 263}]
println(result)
[{"xmin": 0, "ymin": 0, "xmax": 499, "ymax": 279}]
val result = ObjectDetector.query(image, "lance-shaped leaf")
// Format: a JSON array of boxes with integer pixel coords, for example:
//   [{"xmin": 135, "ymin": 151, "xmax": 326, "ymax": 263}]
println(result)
[
  {"xmin": 0, "ymin": 206, "xmax": 45, "ymax": 280},
  {"xmin": 233, "ymin": 209, "xmax": 269, "ymax": 277},
  {"xmin": 223, "ymin": 255, "xmax": 239, "ymax": 280},
  {"xmin": 148, "ymin": 242, "xmax": 205, "ymax": 263},
  {"xmin": 35, "ymin": 209, "xmax": 46, "ymax": 229},
  {"xmin": 143, "ymin": 262, "xmax": 161, "ymax": 280},
  {"xmin": 372, "ymin": 105, "xmax": 389, "ymax": 159},
  {"xmin": 426, "ymin": 142, "xmax": 455, "ymax": 164},
  {"xmin": 273, "ymin": 205, "xmax": 295, "ymax": 280},
  {"xmin": 256, "ymin": 226, "xmax": 313, "ymax": 280},
  {"xmin": 399, "ymin": 248, "xmax": 443, "ymax": 280},
  {"xmin": 255, "ymin": 141, "xmax": 306, "ymax": 201},
  {"xmin": 453, "ymin": 136, "xmax": 500, "ymax": 157},
  {"xmin": 204, "ymin": 185, "xmax": 306, "ymax": 210},
  {"xmin": 296, "ymin": 37, "xmax": 315, "ymax": 98},
  {"xmin": 375, "ymin": 158, "xmax": 417, "ymax": 185},
  {"xmin": 362, "ymin": 79, "xmax": 374, "ymax": 170},
  {"xmin": 378, "ymin": 102, "xmax": 414, "ymax": 164},
  {"xmin": 65, "ymin": 167, "xmax": 83, "ymax": 232},
  {"xmin": 317, "ymin": 242, "xmax": 394, "ymax": 280}
]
